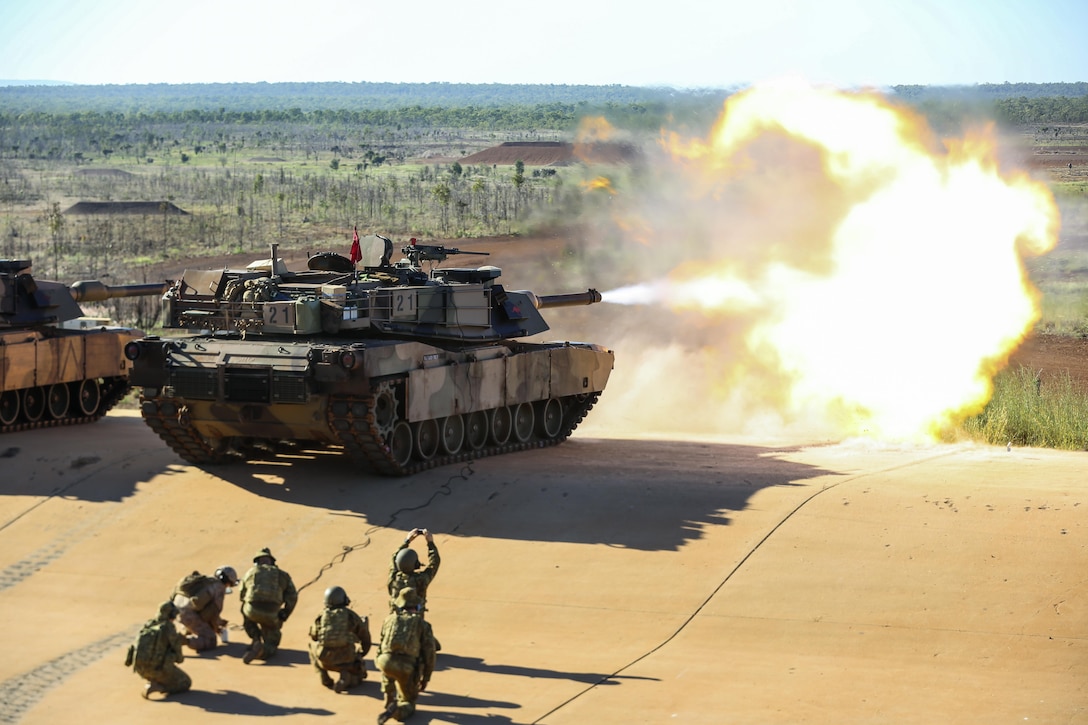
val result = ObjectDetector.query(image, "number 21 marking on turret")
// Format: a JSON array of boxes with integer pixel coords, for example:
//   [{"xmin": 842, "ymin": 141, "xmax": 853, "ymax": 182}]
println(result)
[
  {"xmin": 393, "ymin": 291, "xmax": 416, "ymax": 318},
  {"xmin": 264, "ymin": 302, "xmax": 296, "ymax": 327}
]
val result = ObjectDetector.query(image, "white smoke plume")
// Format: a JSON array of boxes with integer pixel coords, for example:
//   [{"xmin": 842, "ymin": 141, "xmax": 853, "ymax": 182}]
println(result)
[{"xmin": 560, "ymin": 80, "xmax": 1058, "ymax": 444}]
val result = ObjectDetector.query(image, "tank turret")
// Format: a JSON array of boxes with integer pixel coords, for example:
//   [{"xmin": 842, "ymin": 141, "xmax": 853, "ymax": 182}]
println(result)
[
  {"xmin": 126, "ymin": 237, "xmax": 615, "ymax": 476},
  {"xmin": 0, "ymin": 260, "xmax": 167, "ymax": 432}
]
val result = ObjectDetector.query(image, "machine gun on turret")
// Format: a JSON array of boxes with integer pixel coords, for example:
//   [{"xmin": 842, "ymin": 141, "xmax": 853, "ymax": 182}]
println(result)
[{"xmin": 400, "ymin": 239, "xmax": 490, "ymax": 267}]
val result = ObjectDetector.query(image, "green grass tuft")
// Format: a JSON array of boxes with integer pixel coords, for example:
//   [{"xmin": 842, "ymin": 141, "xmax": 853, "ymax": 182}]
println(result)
[{"xmin": 959, "ymin": 365, "xmax": 1088, "ymax": 449}]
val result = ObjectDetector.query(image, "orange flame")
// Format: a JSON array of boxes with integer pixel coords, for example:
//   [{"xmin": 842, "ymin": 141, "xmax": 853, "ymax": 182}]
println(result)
[
  {"xmin": 587, "ymin": 80, "xmax": 1059, "ymax": 443},
  {"xmin": 577, "ymin": 116, "xmax": 615, "ymax": 144},
  {"xmin": 581, "ymin": 176, "xmax": 616, "ymax": 194}
]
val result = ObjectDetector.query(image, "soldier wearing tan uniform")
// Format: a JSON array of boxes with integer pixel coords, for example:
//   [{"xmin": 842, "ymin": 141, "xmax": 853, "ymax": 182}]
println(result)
[
  {"xmin": 239, "ymin": 547, "xmax": 297, "ymax": 663},
  {"xmin": 308, "ymin": 585, "xmax": 372, "ymax": 692},
  {"xmin": 172, "ymin": 566, "xmax": 238, "ymax": 652}
]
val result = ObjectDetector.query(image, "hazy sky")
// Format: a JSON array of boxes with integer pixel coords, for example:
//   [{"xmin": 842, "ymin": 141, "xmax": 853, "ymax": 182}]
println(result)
[{"xmin": 1, "ymin": 0, "xmax": 1084, "ymax": 88}]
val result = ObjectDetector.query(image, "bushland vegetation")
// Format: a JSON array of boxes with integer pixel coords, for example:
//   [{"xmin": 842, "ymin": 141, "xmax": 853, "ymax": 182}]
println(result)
[
  {"xmin": 959, "ymin": 366, "xmax": 1088, "ymax": 450},
  {"xmin": 1, "ymin": 81, "xmax": 1086, "ymax": 447}
]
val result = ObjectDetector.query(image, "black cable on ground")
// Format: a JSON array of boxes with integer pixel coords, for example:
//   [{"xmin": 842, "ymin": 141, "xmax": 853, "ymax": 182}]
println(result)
[
  {"xmin": 296, "ymin": 463, "xmax": 474, "ymax": 595},
  {"xmin": 531, "ymin": 449, "xmax": 961, "ymax": 723}
]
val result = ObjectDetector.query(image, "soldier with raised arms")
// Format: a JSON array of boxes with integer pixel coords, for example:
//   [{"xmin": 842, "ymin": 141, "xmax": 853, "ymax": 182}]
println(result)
[{"xmin": 388, "ymin": 528, "xmax": 440, "ymax": 611}]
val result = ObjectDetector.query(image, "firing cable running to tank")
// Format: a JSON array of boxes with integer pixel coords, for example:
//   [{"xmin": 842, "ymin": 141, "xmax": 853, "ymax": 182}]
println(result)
[
  {"xmin": 294, "ymin": 463, "xmax": 474, "ymax": 596},
  {"xmin": 530, "ymin": 449, "xmax": 961, "ymax": 723}
]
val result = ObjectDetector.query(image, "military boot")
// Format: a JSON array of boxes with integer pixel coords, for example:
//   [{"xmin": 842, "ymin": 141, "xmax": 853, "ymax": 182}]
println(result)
[
  {"xmin": 142, "ymin": 682, "xmax": 167, "ymax": 700},
  {"xmin": 243, "ymin": 641, "xmax": 262, "ymax": 664},
  {"xmin": 377, "ymin": 702, "xmax": 396, "ymax": 725}
]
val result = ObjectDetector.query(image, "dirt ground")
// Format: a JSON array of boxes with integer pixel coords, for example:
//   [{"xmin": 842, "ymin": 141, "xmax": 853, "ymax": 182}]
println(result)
[
  {"xmin": 0, "ymin": 406, "xmax": 1084, "ymax": 724},
  {"xmin": 5, "ymin": 225, "xmax": 1076, "ymax": 723},
  {"xmin": 1007, "ymin": 332, "xmax": 1088, "ymax": 388}
]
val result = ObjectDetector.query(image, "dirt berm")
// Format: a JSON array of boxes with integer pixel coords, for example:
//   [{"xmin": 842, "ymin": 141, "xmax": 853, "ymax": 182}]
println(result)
[{"xmin": 0, "ymin": 412, "xmax": 1083, "ymax": 724}]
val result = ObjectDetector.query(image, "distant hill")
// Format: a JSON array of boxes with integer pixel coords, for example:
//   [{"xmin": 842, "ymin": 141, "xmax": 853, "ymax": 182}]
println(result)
[{"xmin": 64, "ymin": 201, "xmax": 188, "ymax": 216}]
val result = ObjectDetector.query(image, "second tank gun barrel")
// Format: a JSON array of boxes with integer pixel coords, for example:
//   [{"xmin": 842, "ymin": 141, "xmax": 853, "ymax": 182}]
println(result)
[
  {"xmin": 526, "ymin": 289, "xmax": 603, "ymax": 309},
  {"xmin": 69, "ymin": 280, "xmax": 168, "ymax": 303}
]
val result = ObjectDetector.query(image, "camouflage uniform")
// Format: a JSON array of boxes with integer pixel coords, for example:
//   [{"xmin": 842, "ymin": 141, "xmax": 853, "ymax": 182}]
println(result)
[
  {"xmin": 239, "ymin": 548, "xmax": 297, "ymax": 662},
  {"xmin": 375, "ymin": 588, "xmax": 436, "ymax": 723},
  {"xmin": 308, "ymin": 600, "xmax": 372, "ymax": 692},
  {"xmin": 125, "ymin": 602, "xmax": 190, "ymax": 698},
  {"xmin": 387, "ymin": 533, "xmax": 440, "ymax": 611},
  {"xmin": 172, "ymin": 571, "xmax": 231, "ymax": 652}
]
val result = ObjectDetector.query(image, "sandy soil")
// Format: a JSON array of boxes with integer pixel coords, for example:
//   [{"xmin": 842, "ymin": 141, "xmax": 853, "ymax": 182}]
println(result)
[
  {"xmin": 0, "ymin": 405, "xmax": 1084, "ymax": 724},
  {"xmin": 9, "ymin": 225, "xmax": 1080, "ymax": 724}
]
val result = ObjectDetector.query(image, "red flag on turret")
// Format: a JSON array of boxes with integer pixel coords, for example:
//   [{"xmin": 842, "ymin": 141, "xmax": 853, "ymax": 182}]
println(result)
[{"xmin": 349, "ymin": 226, "xmax": 362, "ymax": 265}]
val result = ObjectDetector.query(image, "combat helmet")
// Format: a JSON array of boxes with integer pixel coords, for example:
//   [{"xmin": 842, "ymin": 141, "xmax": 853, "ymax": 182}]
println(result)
[
  {"xmin": 394, "ymin": 587, "xmax": 421, "ymax": 611},
  {"xmin": 159, "ymin": 600, "xmax": 179, "ymax": 620},
  {"xmin": 215, "ymin": 566, "xmax": 239, "ymax": 586},
  {"xmin": 324, "ymin": 586, "xmax": 350, "ymax": 608},
  {"xmin": 395, "ymin": 547, "xmax": 420, "ymax": 573},
  {"xmin": 253, "ymin": 547, "xmax": 276, "ymax": 564}
]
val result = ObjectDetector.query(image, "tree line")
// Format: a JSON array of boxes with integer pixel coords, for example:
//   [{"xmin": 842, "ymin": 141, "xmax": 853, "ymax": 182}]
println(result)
[{"xmin": 0, "ymin": 81, "xmax": 732, "ymax": 114}]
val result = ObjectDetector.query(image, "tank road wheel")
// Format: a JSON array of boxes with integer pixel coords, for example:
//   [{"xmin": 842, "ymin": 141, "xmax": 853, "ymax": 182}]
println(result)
[
  {"xmin": 75, "ymin": 378, "xmax": 101, "ymax": 416},
  {"xmin": 389, "ymin": 422, "xmax": 414, "ymax": 468},
  {"xmin": 0, "ymin": 390, "xmax": 19, "ymax": 426},
  {"xmin": 464, "ymin": 411, "xmax": 488, "ymax": 451},
  {"xmin": 22, "ymin": 387, "xmax": 46, "ymax": 423},
  {"xmin": 47, "ymin": 383, "xmax": 70, "ymax": 419},
  {"xmin": 489, "ymin": 406, "xmax": 512, "ymax": 445},
  {"xmin": 537, "ymin": 398, "xmax": 563, "ymax": 439},
  {"xmin": 373, "ymin": 386, "xmax": 397, "ymax": 436},
  {"xmin": 512, "ymin": 402, "xmax": 535, "ymax": 443},
  {"xmin": 414, "ymin": 419, "xmax": 440, "ymax": 460},
  {"xmin": 440, "ymin": 415, "xmax": 465, "ymax": 455}
]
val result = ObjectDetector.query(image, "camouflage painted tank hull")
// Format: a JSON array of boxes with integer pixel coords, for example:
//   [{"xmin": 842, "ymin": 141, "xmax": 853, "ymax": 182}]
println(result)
[
  {"xmin": 0, "ymin": 326, "xmax": 141, "ymax": 433},
  {"xmin": 131, "ymin": 333, "xmax": 613, "ymax": 476}
]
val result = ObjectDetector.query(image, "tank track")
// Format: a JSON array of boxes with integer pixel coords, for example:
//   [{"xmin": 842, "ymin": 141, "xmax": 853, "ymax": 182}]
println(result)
[
  {"xmin": 0, "ymin": 377, "xmax": 131, "ymax": 435},
  {"xmin": 138, "ymin": 396, "xmax": 238, "ymax": 465},
  {"xmin": 138, "ymin": 392, "xmax": 600, "ymax": 475},
  {"xmin": 327, "ymin": 392, "xmax": 600, "ymax": 476}
]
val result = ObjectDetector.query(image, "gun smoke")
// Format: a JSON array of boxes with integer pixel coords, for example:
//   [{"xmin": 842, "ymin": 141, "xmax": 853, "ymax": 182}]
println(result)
[{"xmin": 563, "ymin": 80, "xmax": 1058, "ymax": 443}]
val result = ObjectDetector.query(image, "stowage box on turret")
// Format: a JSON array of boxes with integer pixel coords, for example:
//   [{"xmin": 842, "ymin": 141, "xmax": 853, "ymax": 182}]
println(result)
[
  {"xmin": 0, "ymin": 260, "xmax": 166, "ymax": 432},
  {"xmin": 125, "ymin": 236, "xmax": 614, "ymax": 476}
]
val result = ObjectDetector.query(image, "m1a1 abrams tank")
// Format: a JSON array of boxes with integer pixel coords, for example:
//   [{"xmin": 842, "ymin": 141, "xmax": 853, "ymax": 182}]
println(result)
[
  {"xmin": 125, "ymin": 236, "xmax": 614, "ymax": 476},
  {"xmin": 0, "ymin": 259, "xmax": 166, "ymax": 432}
]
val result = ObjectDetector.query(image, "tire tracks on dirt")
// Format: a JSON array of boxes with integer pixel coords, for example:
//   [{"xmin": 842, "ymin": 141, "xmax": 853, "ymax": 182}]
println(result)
[{"xmin": 0, "ymin": 627, "xmax": 137, "ymax": 724}]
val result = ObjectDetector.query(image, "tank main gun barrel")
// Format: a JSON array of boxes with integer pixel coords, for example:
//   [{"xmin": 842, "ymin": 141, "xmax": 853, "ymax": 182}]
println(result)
[
  {"xmin": 526, "ymin": 289, "xmax": 603, "ymax": 309},
  {"xmin": 69, "ymin": 280, "xmax": 168, "ymax": 303}
]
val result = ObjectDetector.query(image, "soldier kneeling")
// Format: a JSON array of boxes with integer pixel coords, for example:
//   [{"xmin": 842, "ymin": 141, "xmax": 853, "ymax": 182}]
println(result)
[
  {"xmin": 308, "ymin": 585, "xmax": 372, "ymax": 693},
  {"xmin": 125, "ymin": 601, "xmax": 190, "ymax": 700},
  {"xmin": 172, "ymin": 566, "xmax": 238, "ymax": 652}
]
